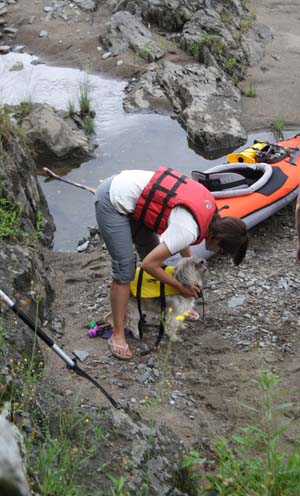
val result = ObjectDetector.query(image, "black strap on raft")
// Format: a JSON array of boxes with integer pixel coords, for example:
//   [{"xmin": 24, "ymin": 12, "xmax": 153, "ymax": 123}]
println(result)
[
  {"xmin": 0, "ymin": 289, "xmax": 121, "ymax": 410},
  {"xmin": 191, "ymin": 170, "xmax": 251, "ymax": 191},
  {"xmin": 138, "ymin": 168, "xmax": 188, "ymax": 231}
]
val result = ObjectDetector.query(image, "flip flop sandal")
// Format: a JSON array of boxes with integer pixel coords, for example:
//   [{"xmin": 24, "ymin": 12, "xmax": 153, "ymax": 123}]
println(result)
[{"xmin": 108, "ymin": 337, "xmax": 133, "ymax": 361}]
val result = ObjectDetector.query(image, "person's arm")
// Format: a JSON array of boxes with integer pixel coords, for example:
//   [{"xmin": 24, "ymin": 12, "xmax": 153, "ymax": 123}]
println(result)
[
  {"xmin": 179, "ymin": 246, "xmax": 192, "ymax": 257},
  {"xmin": 295, "ymin": 190, "xmax": 300, "ymax": 262},
  {"xmin": 141, "ymin": 242, "xmax": 201, "ymax": 298}
]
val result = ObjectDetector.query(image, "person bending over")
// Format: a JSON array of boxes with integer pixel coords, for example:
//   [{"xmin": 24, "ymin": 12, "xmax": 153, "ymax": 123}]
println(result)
[{"xmin": 95, "ymin": 167, "xmax": 249, "ymax": 360}]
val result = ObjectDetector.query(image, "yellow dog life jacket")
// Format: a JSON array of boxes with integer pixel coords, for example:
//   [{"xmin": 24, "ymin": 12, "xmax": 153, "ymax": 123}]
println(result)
[{"xmin": 130, "ymin": 266, "xmax": 180, "ymax": 298}]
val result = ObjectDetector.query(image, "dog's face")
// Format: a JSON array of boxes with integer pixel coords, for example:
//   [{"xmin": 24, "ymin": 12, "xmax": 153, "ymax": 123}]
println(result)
[{"xmin": 173, "ymin": 257, "xmax": 207, "ymax": 288}]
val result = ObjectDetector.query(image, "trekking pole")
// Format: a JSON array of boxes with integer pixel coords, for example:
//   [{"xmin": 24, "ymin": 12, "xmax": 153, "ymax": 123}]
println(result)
[
  {"xmin": 43, "ymin": 167, "xmax": 96, "ymax": 194},
  {"xmin": 0, "ymin": 289, "xmax": 120, "ymax": 409}
]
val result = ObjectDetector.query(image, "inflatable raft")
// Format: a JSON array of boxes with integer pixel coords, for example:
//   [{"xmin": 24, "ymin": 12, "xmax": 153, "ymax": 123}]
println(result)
[{"xmin": 169, "ymin": 134, "xmax": 300, "ymax": 262}]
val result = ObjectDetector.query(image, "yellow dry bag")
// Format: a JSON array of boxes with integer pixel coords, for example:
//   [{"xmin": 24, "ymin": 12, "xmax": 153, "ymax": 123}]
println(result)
[{"xmin": 130, "ymin": 266, "xmax": 180, "ymax": 298}]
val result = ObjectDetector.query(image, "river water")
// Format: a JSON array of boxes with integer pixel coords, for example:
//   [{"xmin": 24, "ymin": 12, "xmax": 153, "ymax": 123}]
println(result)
[{"xmin": 0, "ymin": 52, "xmax": 288, "ymax": 251}]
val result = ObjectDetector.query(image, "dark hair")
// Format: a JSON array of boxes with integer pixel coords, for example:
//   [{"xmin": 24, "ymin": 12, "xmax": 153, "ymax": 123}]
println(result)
[{"xmin": 208, "ymin": 214, "xmax": 249, "ymax": 265}]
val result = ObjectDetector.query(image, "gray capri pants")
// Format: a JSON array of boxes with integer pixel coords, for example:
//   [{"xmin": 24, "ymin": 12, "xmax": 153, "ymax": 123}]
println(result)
[{"xmin": 95, "ymin": 176, "xmax": 159, "ymax": 283}]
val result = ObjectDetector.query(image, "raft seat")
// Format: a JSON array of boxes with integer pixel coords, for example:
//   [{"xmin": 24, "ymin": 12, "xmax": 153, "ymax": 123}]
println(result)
[
  {"xmin": 191, "ymin": 171, "xmax": 252, "ymax": 192},
  {"xmin": 192, "ymin": 163, "xmax": 273, "ymax": 198}
]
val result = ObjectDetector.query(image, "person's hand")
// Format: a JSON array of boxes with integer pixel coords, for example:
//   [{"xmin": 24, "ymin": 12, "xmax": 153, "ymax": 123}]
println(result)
[
  {"xmin": 296, "ymin": 243, "xmax": 300, "ymax": 263},
  {"xmin": 178, "ymin": 282, "xmax": 201, "ymax": 298}
]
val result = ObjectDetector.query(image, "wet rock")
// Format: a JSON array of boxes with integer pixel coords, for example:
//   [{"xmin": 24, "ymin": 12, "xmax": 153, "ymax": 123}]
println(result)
[{"xmin": 20, "ymin": 103, "xmax": 96, "ymax": 164}]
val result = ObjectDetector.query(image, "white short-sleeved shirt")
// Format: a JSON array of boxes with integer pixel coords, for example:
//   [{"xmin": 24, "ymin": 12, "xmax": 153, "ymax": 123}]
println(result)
[{"xmin": 110, "ymin": 170, "xmax": 199, "ymax": 255}]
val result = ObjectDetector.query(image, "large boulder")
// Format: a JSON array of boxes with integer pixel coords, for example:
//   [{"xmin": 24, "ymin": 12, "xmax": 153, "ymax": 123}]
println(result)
[
  {"xmin": 21, "ymin": 103, "xmax": 96, "ymax": 165},
  {"xmin": 0, "ymin": 119, "xmax": 55, "ymax": 247},
  {"xmin": 124, "ymin": 61, "xmax": 247, "ymax": 158},
  {"xmin": 99, "ymin": 11, "xmax": 165, "ymax": 61}
]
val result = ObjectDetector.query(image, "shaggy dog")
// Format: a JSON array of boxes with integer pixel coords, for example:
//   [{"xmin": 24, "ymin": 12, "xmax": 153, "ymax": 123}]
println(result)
[{"xmin": 125, "ymin": 257, "xmax": 208, "ymax": 342}]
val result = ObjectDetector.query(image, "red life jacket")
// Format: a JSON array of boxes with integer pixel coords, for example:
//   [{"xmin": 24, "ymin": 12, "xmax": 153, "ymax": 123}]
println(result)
[{"xmin": 133, "ymin": 166, "xmax": 216, "ymax": 245}]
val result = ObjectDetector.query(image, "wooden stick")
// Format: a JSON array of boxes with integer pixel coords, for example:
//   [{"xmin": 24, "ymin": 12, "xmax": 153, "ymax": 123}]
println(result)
[{"xmin": 43, "ymin": 167, "xmax": 96, "ymax": 194}]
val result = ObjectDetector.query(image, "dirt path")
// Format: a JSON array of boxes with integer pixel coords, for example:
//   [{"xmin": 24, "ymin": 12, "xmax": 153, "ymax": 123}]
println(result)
[
  {"xmin": 43, "ymin": 204, "xmax": 300, "ymax": 446},
  {"xmin": 241, "ymin": 0, "xmax": 300, "ymax": 131}
]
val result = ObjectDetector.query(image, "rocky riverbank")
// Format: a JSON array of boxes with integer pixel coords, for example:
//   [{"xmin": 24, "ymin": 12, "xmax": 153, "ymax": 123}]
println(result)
[{"xmin": 1, "ymin": 0, "xmax": 300, "ymax": 494}]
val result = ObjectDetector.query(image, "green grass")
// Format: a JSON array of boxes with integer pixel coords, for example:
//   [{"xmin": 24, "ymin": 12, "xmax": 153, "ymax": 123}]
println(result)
[
  {"xmin": 33, "ymin": 210, "xmax": 44, "ymax": 240},
  {"xmin": 0, "ymin": 105, "xmax": 15, "ymax": 145},
  {"xmin": 79, "ymin": 78, "xmax": 92, "ymax": 115},
  {"xmin": 179, "ymin": 372, "xmax": 300, "ymax": 496},
  {"xmin": 18, "ymin": 99, "xmax": 33, "ymax": 122},
  {"xmin": 271, "ymin": 117, "xmax": 285, "ymax": 141},
  {"xmin": 0, "ymin": 198, "xmax": 26, "ymax": 241},
  {"xmin": 67, "ymin": 100, "xmax": 76, "ymax": 117},
  {"xmin": 240, "ymin": 14, "xmax": 256, "ymax": 32},
  {"xmin": 0, "ymin": 317, "xmax": 8, "ymax": 357},
  {"xmin": 242, "ymin": 79, "xmax": 257, "ymax": 97},
  {"xmin": 83, "ymin": 114, "xmax": 95, "ymax": 136}
]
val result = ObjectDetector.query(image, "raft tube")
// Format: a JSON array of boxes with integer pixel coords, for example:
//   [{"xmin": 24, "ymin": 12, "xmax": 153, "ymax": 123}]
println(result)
[{"xmin": 167, "ymin": 134, "xmax": 300, "ymax": 264}]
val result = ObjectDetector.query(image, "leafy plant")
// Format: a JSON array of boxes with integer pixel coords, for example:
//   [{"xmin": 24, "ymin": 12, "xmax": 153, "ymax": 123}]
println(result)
[
  {"xmin": 174, "ymin": 450, "xmax": 206, "ymax": 496},
  {"xmin": 201, "ymin": 372, "xmax": 300, "ymax": 496},
  {"xmin": 108, "ymin": 475, "xmax": 129, "ymax": 496},
  {"xmin": 223, "ymin": 56, "xmax": 236, "ymax": 73},
  {"xmin": 188, "ymin": 33, "xmax": 207, "ymax": 59},
  {"xmin": 143, "ymin": 42, "xmax": 152, "ymax": 61}
]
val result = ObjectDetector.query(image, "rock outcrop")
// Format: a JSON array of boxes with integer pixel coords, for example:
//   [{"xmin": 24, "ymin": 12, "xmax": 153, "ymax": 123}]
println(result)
[
  {"xmin": 0, "ymin": 403, "xmax": 30, "ymax": 496},
  {"xmin": 0, "ymin": 118, "xmax": 55, "ymax": 247},
  {"xmin": 124, "ymin": 61, "xmax": 247, "ymax": 157},
  {"xmin": 103, "ymin": 0, "xmax": 272, "ymax": 157},
  {"xmin": 99, "ymin": 11, "xmax": 165, "ymax": 62},
  {"xmin": 20, "ymin": 103, "xmax": 96, "ymax": 166}
]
